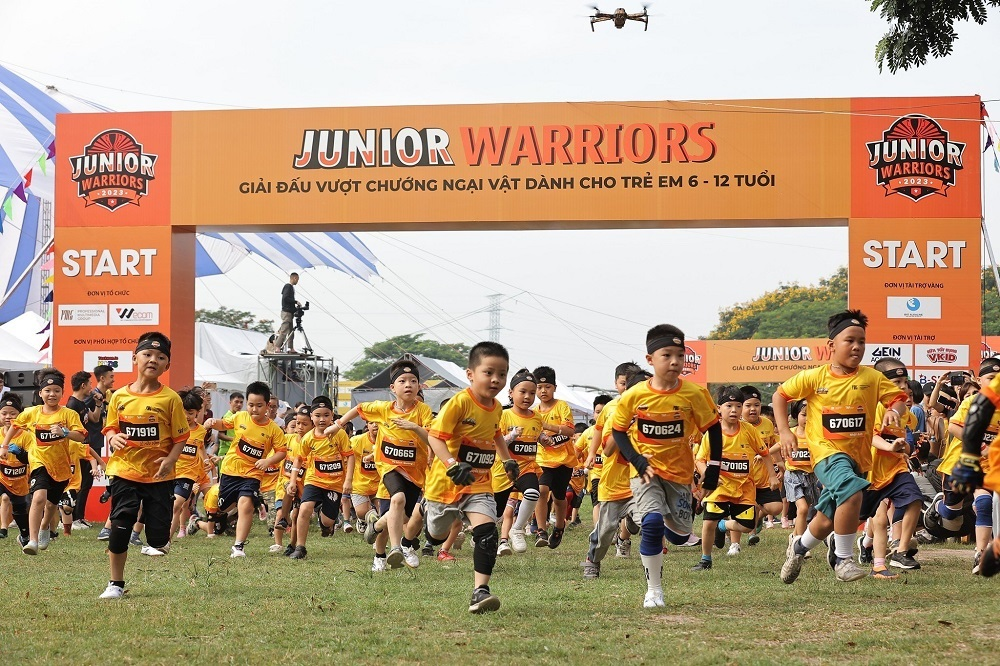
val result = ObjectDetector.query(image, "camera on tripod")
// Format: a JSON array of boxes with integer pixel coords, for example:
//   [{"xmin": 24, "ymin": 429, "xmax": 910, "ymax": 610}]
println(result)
[{"xmin": 294, "ymin": 301, "xmax": 310, "ymax": 326}]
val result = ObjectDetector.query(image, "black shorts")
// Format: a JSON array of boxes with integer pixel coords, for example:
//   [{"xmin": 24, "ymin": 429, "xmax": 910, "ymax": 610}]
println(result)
[
  {"xmin": 590, "ymin": 477, "xmax": 599, "ymax": 505},
  {"xmin": 109, "ymin": 477, "xmax": 174, "ymax": 547},
  {"xmin": 942, "ymin": 474, "xmax": 969, "ymax": 507},
  {"xmin": 218, "ymin": 474, "xmax": 261, "ymax": 512},
  {"xmin": 514, "ymin": 472, "xmax": 539, "ymax": 494},
  {"xmin": 539, "ymin": 465, "xmax": 573, "ymax": 497},
  {"xmin": 382, "ymin": 469, "xmax": 422, "ymax": 518},
  {"xmin": 174, "ymin": 478, "xmax": 196, "ymax": 500},
  {"xmin": 29, "ymin": 467, "xmax": 68, "ymax": 504},
  {"xmin": 569, "ymin": 489, "xmax": 584, "ymax": 509},
  {"xmin": 494, "ymin": 487, "xmax": 513, "ymax": 519},
  {"xmin": 0, "ymin": 485, "xmax": 27, "ymax": 509},
  {"xmin": 703, "ymin": 500, "xmax": 757, "ymax": 530},
  {"xmin": 755, "ymin": 487, "xmax": 782, "ymax": 506},
  {"xmin": 860, "ymin": 472, "xmax": 925, "ymax": 520},
  {"xmin": 300, "ymin": 484, "xmax": 342, "ymax": 521}
]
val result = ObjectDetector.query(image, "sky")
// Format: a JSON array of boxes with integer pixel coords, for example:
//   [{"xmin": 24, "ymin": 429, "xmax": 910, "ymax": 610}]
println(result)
[{"xmin": 3, "ymin": 1, "xmax": 999, "ymax": 389}]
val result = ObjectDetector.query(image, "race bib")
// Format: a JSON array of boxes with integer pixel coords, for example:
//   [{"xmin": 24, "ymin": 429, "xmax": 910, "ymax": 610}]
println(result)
[
  {"xmin": 720, "ymin": 457, "xmax": 749, "ymax": 476},
  {"xmin": 636, "ymin": 410, "xmax": 685, "ymax": 444},
  {"xmin": 821, "ymin": 406, "xmax": 866, "ymax": 440},
  {"xmin": 236, "ymin": 438, "xmax": 264, "ymax": 460},
  {"xmin": 510, "ymin": 440, "xmax": 537, "ymax": 458}
]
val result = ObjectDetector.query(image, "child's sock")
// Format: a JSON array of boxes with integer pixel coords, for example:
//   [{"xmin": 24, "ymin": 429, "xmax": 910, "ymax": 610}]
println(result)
[{"xmin": 640, "ymin": 552, "xmax": 663, "ymax": 592}]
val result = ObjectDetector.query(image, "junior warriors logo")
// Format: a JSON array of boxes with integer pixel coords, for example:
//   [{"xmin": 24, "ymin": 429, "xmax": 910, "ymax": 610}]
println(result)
[
  {"xmin": 681, "ymin": 345, "xmax": 702, "ymax": 377},
  {"xmin": 69, "ymin": 130, "xmax": 157, "ymax": 211},
  {"xmin": 866, "ymin": 115, "xmax": 965, "ymax": 203}
]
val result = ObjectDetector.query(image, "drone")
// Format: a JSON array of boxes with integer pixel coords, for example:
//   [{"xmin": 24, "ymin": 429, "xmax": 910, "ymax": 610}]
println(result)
[{"xmin": 590, "ymin": 5, "xmax": 649, "ymax": 31}]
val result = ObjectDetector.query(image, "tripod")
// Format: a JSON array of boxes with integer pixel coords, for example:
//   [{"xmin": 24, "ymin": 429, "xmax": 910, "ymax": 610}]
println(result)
[{"xmin": 276, "ymin": 313, "xmax": 313, "ymax": 356}]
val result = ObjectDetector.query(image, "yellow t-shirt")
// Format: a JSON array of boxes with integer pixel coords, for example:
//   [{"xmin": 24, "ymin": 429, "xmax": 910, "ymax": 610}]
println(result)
[
  {"xmin": 777, "ymin": 365, "xmax": 905, "ymax": 473},
  {"xmin": 276, "ymin": 433, "xmax": 305, "ymax": 501},
  {"xmin": 424, "ymin": 388, "xmax": 503, "ymax": 504},
  {"xmin": 500, "ymin": 408, "xmax": 543, "ymax": 477},
  {"xmin": 300, "ymin": 428, "xmax": 354, "ymax": 492},
  {"xmin": 219, "ymin": 412, "xmax": 285, "ymax": 482},
  {"xmin": 597, "ymin": 412, "xmax": 637, "ymax": 503},
  {"xmin": 260, "ymin": 433, "xmax": 287, "ymax": 494},
  {"xmin": 351, "ymin": 432, "xmax": 380, "ymax": 497},
  {"xmin": 591, "ymin": 397, "xmax": 620, "ymax": 481},
  {"xmin": 358, "ymin": 400, "xmax": 433, "ymax": 487},
  {"xmin": 536, "ymin": 400, "xmax": 577, "ymax": 469},
  {"xmin": 14, "ymin": 406, "xmax": 86, "ymax": 482},
  {"xmin": 785, "ymin": 427, "xmax": 814, "ymax": 473},
  {"xmin": 175, "ymin": 424, "xmax": 208, "ymax": 482},
  {"xmin": 868, "ymin": 404, "xmax": 917, "ymax": 489},
  {"xmin": 0, "ymin": 429, "xmax": 33, "ymax": 495},
  {"xmin": 204, "ymin": 483, "xmax": 220, "ymax": 515},
  {"xmin": 940, "ymin": 394, "xmax": 999, "ymax": 477},
  {"xmin": 746, "ymin": 416, "xmax": 777, "ymax": 489},
  {"xmin": 611, "ymin": 378, "xmax": 719, "ymax": 485},
  {"xmin": 65, "ymin": 440, "xmax": 92, "ymax": 492},
  {"xmin": 697, "ymin": 422, "xmax": 768, "ymax": 505},
  {"xmin": 103, "ymin": 386, "xmax": 189, "ymax": 484}
]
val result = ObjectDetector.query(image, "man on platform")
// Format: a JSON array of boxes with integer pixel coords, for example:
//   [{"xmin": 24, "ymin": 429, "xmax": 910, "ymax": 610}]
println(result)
[{"xmin": 273, "ymin": 272, "xmax": 300, "ymax": 354}]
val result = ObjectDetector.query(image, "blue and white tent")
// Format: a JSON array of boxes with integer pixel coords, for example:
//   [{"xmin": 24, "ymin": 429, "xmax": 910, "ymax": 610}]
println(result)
[{"xmin": 0, "ymin": 64, "xmax": 380, "ymax": 327}]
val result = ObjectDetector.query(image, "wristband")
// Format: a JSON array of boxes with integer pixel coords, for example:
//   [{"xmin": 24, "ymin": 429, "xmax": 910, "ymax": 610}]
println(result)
[
  {"xmin": 705, "ymin": 460, "xmax": 720, "ymax": 467},
  {"xmin": 446, "ymin": 458, "xmax": 457, "ymax": 467},
  {"xmin": 61, "ymin": 427, "xmax": 70, "ymax": 438}
]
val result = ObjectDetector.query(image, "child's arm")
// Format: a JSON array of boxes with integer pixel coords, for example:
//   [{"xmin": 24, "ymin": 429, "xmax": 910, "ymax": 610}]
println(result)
[
  {"xmin": 428, "ymin": 433, "xmax": 474, "ymax": 486},
  {"xmin": 772, "ymin": 391, "xmax": 797, "ymax": 460},
  {"xmin": 154, "ymin": 439, "xmax": 187, "ymax": 481},
  {"xmin": 0, "ymin": 425, "xmax": 21, "ymax": 457},
  {"xmin": 495, "ymin": 433, "xmax": 518, "ymax": 483},
  {"xmin": 392, "ymin": 418, "xmax": 429, "ymax": 444},
  {"xmin": 343, "ymin": 455, "xmax": 355, "ymax": 496},
  {"xmin": 326, "ymin": 407, "xmax": 361, "ymax": 436},
  {"xmin": 873, "ymin": 434, "xmax": 906, "ymax": 453},
  {"xmin": 256, "ymin": 448, "xmax": 286, "ymax": 471},
  {"xmin": 585, "ymin": 427, "xmax": 602, "ymax": 469}
]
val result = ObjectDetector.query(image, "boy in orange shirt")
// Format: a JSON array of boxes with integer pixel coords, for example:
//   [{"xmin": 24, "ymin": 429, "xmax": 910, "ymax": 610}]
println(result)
[{"xmin": 532, "ymin": 366, "xmax": 576, "ymax": 549}]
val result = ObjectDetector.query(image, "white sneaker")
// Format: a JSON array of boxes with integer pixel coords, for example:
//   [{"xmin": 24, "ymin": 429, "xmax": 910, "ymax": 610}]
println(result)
[
  {"xmin": 727, "ymin": 543, "xmax": 741, "ymax": 556},
  {"xmin": 643, "ymin": 589, "xmax": 665, "ymax": 608},
  {"xmin": 230, "ymin": 546, "xmax": 246, "ymax": 558},
  {"xmin": 38, "ymin": 529, "xmax": 51, "ymax": 551},
  {"xmin": 268, "ymin": 543, "xmax": 284, "ymax": 553},
  {"xmin": 141, "ymin": 545, "xmax": 166, "ymax": 556},
  {"xmin": 99, "ymin": 583, "xmax": 126, "ymax": 599},
  {"xmin": 343, "ymin": 520, "xmax": 354, "ymax": 534},
  {"xmin": 509, "ymin": 528, "xmax": 528, "ymax": 553},
  {"xmin": 22, "ymin": 539, "xmax": 38, "ymax": 555},
  {"xmin": 371, "ymin": 556, "xmax": 387, "ymax": 572},
  {"xmin": 497, "ymin": 539, "xmax": 513, "ymax": 557},
  {"xmin": 72, "ymin": 520, "xmax": 90, "ymax": 531},
  {"xmin": 402, "ymin": 545, "xmax": 420, "ymax": 568}
]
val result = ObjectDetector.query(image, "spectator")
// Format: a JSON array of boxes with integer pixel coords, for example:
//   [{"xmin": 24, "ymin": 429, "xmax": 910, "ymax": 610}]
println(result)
[
  {"xmin": 66, "ymin": 371, "xmax": 103, "ymax": 529},
  {"xmin": 269, "ymin": 397, "xmax": 285, "ymax": 428},
  {"xmin": 0, "ymin": 372, "xmax": 9, "ymax": 400}
]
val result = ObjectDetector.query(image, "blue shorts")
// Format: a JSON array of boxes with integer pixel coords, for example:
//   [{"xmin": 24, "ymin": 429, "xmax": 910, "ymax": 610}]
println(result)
[
  {"xmin": 860, "ymin": 471, "xmax": 923, "ymax": 520},
  {"xmin": 813, "ymin": 453, "xmax": 870, "ymax": 519},
  {"xmin": 173, "ymin": 478, "xmax": 196, "ymax": 500},
  {"xmin": 218, "ymin": 474, "xmax": 261, "ymax": 512}
]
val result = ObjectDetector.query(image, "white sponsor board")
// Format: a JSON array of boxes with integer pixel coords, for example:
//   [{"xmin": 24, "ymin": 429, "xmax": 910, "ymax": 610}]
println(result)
[
  {"xmin": 57, "ymin": 304, "xmax": 108, "ymax": 326},
  {"xmin": 108, "ymin": 303, "xmax": 160, "ymax": 326},
  {"xmin": 886, "ymin": 296, "xmax": 941, "ymax": 319}
]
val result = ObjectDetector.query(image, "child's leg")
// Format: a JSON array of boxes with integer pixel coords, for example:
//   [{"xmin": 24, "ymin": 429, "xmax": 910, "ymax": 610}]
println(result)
[
  {"xmin": 975, "ymin": 491, "xmax": 993, "ymax": 553},
  {"xmin": 10, "ymin": 494, "xmax": 29, "ymax": 539},
  {"xmin": 170, "ymin": 494, "xmax": 186, "ymax": 538},
  {"xmin": 381, "ymin": 492, "xmax": 407, "ymax": 550},
  {"xmin": 404, "ymin": 500, "xmax": 423, "ymax": 541},
  {"xmin": 701, "ymin": 519, "xmax": 717, "ymax": 558},
  {"xmin": 534, "ymin": 484, "xmax": 551, "ymax": 533},
  {"xmin": 500, "ymin": 502, "xmax": 515, "ymax": 540},
  {"xmin": 235, "ymin": 495, "xmax": 255, "ymax": 544},
  {"xmin": 28, "ymin": 491, "xmax": 46, "ymax": 542},
  {"xmin": 872, "ymin": 502, "xmax": 890, "ymax": 565},
  {"xmin": 0, "ymin": 494, "xmax": 11, "ymax": 529},
  {"xmin": 295, "ymin": 501, "xmax": 315, "ymax": 547},
  {"xmin": 441, "ymin": 519, "xmax": 461, "ymax": 553},
  {"xmin": 794, "ymin": 498, "xmax": 810, "ymax": 536},
  {"xmin": 896, "ymin": 501, "xmax": 921, "ymax": 553},
  {"xmin": 467, "ymin": 510, "xmax": 498, "ymax": 589}
]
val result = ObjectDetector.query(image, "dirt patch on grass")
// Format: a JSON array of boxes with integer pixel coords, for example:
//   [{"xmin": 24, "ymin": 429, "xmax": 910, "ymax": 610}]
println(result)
[
  {"xmin": 916, "ymin": 547, "xmax": 972, "ymax": 562},
  {"xmin": 645, "ymin": 613, "xmax": 703, "ymax": 626}
]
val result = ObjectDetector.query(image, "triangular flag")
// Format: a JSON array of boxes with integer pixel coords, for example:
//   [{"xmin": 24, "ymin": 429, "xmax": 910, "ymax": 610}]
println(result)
[
  {"xmin": 47, "ymin": 142, "xmax": 55, "ymax": 159},
  {"xmin": 983, "ymin": 102, "xmax": 990, "ymax": 120},
  {"xmin": 40, "ymin": 257, "xmax": 53, "ymax": 270},
  {"xmin": 13, "ymin": 182, "xmax": 25, "ymax": 203},
  {"xmin": 43, "ymin": 275, "xmax": 54, "ymax": 285},
  {"xmin": 24, "ymin": 169, "xmax": 32, "ymax": 188},
  {"xmin": 38, "ymin": 155, "xmax": 47, "ymax": 176},
  {"xmin": 43, "ymin": 291, "xmax": 53, "ymax": 303},
  {"xmin": 988, "ymin": 134, "xmax": 995, "ymax": 152},
  {"xmin": 36, "ymin": 322, "xmax": 50, "ymax": 335},
  {"xmin": 39, "ymin": 337, "xmax": 50, "ymax": 351},
  {"xmin": 2, "ymin": 195, "xmax": 12, "ymax": 219}
]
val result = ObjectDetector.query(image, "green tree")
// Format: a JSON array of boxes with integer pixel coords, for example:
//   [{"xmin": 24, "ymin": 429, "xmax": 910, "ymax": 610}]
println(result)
[
  {"xmin": 872, "ymin": 0, "xmax": 999, "ymax": 73},
  {"xmin": 195, "ymin": 306, "xmax": 274, "ymax": 334},
  {"xmin": 709, "ymin": 267, "xmax": 847, "ymax": 339},
  {"xmin": 982, "ymin": 267, "xmax": 1000, "ymax": 334},
  {"xmin": 345, "ymin": 334, "xmax": 471, "ymax": 381}
]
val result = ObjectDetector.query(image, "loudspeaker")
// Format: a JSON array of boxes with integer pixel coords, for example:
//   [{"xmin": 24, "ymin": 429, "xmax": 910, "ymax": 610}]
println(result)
[
  {"xmin": 4, "ymin": 370, "xmax": 37, "ymax": 389},
  {"xmin": 5, "ymin": 388, "xmax": 36, "ymax": 408}
]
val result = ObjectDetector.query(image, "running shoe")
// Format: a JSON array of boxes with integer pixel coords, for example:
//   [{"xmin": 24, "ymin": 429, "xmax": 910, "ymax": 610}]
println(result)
[
  {"xmin": 402, "ymin": 545, "xmax": 421, "ymax": 568},
  {"xmin": 468, "ymin": 586, "xmax": 501, "ymax": 614},
  {"xmin": 99, "ymin": 583, "xmax": 126, "ymax": 599},
  {"xmin": 509, "ymin": 528, "xmax": 528, "ymax": 553}
]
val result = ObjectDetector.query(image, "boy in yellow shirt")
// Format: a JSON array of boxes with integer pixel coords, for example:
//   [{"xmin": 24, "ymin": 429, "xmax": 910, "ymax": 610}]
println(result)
[
  {"xmin": 692, "ymin": 386, "xmax": 775, "ymax": 570},
  {"xmin": 204, "ymin": 381, "xmax": 287, "ymax": 558},
  {"xmin": 272, "ymin": 407, "xmax": 309, "ymax": 554},
  {"xmin": 498, "ymin": 369, "xmax": 547, "ymax": 553},
  {"xmin": 286, "ymin": 396, "xmax": 354, "ymax": 559},
  {"xmin": 775, "ymin": 311, "xmax": 906, "ymax": 584},
  {"xmin": 611, "ymin": 326, "xmax": 722, "ymax": 608},
  {"xmin": 0, "ymin": 394, "xmax": 34, "ymax": 546},
  {"xmin": 532, "ymin": 366, "xmax": 576, "ymax": 549},
  {"xmin": 424, "ymin": 342, "xmax": 519, "ymax": 613},
  {"xmin": 97, "ymin": 333, "xmax": 190, "ymax": 598},
  {"xmin": 1, "ymin": 369, "xmax": 88, "ymax": 555},
  {"xmin": 171, "ymin": 389, "xmax": 208, "ymax": 542},
  {"xmin": 350, "ymin": 420, "xmax": 380, "ymax": 534}
]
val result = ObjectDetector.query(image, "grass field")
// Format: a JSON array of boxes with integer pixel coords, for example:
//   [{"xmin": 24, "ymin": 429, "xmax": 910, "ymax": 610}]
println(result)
[{"xmin": 3, "ymin": 513, "xmax": 1000, "ymax": 666}]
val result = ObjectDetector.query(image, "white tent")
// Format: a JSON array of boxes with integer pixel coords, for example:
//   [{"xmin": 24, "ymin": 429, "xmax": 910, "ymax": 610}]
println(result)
[{"xmin": 195, "ymin": 321, "xmax": 267, "ymax": 388}]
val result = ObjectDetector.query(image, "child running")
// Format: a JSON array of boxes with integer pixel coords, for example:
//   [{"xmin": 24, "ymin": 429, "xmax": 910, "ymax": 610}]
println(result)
[
  {"xmin": 98, "ymin": 332, "xmax": 190, "ymax": 598},
  {"xmin": 0, "ymin": 394, "xmax": 33, "ymax": 547},
  {"xmin": 692, "ymin": 385, "xmax": 775, "ymax": 570},
  {"xmin": 171, "ymin": 389, "xmax": 208, "ymax": 542},
  {"xmin": 423, "ymin": 342, "xmax": 519, "ymax": 613},
  {"xmin": 331, "ymin": 359, "xmax": 432, "ymax": 570},
  {"xmin": 533, "ymin": 366, "xmax": 576, "ymax": 549},
  {"xmin": 500, "ymin": 368, "xmax": 547, "ymax": 553},
  {"xmin": 1, "ymin": 369, "xmax": 88, "ymax": 556},
  {"xmin": 611, "ymin": 326, "xmax": 723, "ymax": 608},
  {"xmin": 204, "ymin": 381, "xmax": 287, "ymax": 558},
  {"xmin": 784, "ymin": 400, "xmax": 817, "ymax": 539},
  {"xmin": 775, "ymin": 310, "xmax": 906, "ymax": 584}
]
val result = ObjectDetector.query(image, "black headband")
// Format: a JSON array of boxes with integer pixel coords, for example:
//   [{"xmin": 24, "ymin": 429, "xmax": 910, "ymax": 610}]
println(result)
[
  {"xmin": 647, "ymin": 335, "xmax": 684, "ymax": 354},
  {"xmin": 296, "ymin": 406, "xmax": 311, "ymax": 417},
  {"xmin": 981, "ymin": 358, "xmax": 1000, "ymax": 377},
  {"xmin": 135, "ymin": 337, "xmax": 171, "ymax": 358},
  {"xmin": 536, "ymin": 372, "xmax": 556, "ymax": 385},
  {"xmin": 740, "ymin": 386, "xmax": 761, "ymax": 401},
  {"xmin": 719, "ymin": 389, "xmax": 745, "ymax": 405},
  {"xmin": 390, "ymin": 364, "xmax": 419, "ymax": 383},
  {"xmin": 881, "ymin": 367, "xmax": 909, "ymax": 380},
  {"xmin": 0, "ymin": 399, "xmax": 20, "ymax": 411},
  {"xmin": 40, "ymin": 375, "xmax": 64, "ymax": 389},
  {"xmin": 311, "ymin": 396, "xmax": 333, "ymax": 412},
  {"xmin": 510, "ymin": 370, "xmax": 536, "ymax": 389},
  {"xmin": 828, "ymin": 316, "xmax": 864, "ymax": 340}
]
